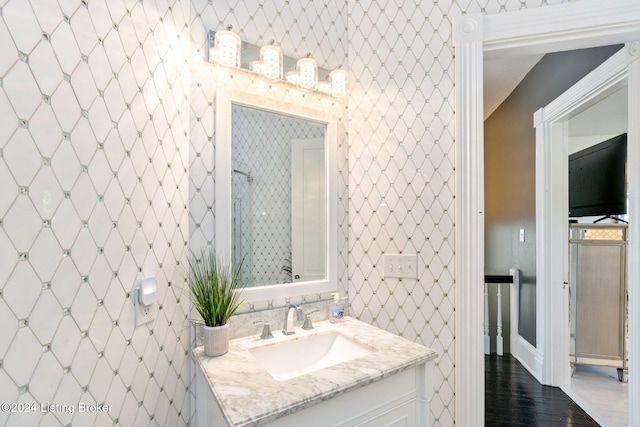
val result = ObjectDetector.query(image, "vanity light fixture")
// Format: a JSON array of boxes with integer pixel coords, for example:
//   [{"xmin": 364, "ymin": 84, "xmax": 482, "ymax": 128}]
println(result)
[
  {"xmin": 296, "ymin": 54, "xmax": 318, "ymax": 90},
  {"xmin": 207, "ymin": 29, "xmax": 347, "ymax": 98},
  {"xmin": 330, "ymin": 67, "xmax": 347, "ymax": 98},
  {"xmin": 213, "ymin": 25, "xmax": 241, "ymax": 68},
  {"xmin": 260, "ymin": 41, "xmax": 283, "ymax": 80}
]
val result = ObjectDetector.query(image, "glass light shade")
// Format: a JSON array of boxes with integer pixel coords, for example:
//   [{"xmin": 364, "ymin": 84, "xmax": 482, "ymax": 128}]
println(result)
[
  {"xmin": 297, "ymin": 56, "xmax": 318, "ymax": 90},
  {"xmin": 285, "ymin": 70, "xmax": 300, "ymax": 85},
  {"xmin": 251, "ymin": 60, "xmax": 264, "ymax": 74},
  {"xmin": 260, "ymin": 43, "xmax": 283, "ymax": 80},
  {"xmin": 214, "ymin": 29, "xmax": 241, "ymax": 67},
  {"xmin": 209, "ymin": 46, "xmax": 218, "ymax": 63},
  {"xmin": 318, "ymin": 80, "xmax": 332, "ymax": 94},
  {"xmin": 330, "ymin": 68, "xmax": 347, "ymax": 98}
]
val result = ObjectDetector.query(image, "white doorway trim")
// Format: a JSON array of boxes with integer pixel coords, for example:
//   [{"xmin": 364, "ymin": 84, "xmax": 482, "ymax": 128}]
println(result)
[
  {"xmin": 534, "ymin": 44, "xmax": 639, "ymax": 426},
  {"xmin": 533, "ymin": 45, "xmax": 639, "ymax": 390},
  {"xmin": 453, "ymin": 1, "xmax": 640, "ymax": 425}
]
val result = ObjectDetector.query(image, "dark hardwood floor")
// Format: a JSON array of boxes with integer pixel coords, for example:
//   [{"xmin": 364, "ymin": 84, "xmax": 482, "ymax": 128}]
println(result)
[{"xmin": 485, "ymin": 355, "xmax": 600, "ymax": 427}]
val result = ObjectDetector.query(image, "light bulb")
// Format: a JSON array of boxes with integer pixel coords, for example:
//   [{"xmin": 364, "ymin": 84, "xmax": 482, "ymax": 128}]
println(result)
[
  {"xmin": 285, "ymin": 70, "xmax": 300, "ymax": 85},
  {"xmin": 330, "ymin": 68, "xmax": 347, "ymax": 98},
  {"xmin": 214, "ymin": 26, "xmax": 241, "ymax": 68},
  {"xmin": 318, "ymin": 80, "xmax": 332, "ymax": 94},
  {"xmin": 260, "ymin": 42, "xmax": 283, "ymax": 80},
  {"xmin": 251, "ymin": 60, "xmax": 264, "ymax": 74},
  {"xmin": 297, "ymin": 55, "xmax": 317, "ymax": 90}
]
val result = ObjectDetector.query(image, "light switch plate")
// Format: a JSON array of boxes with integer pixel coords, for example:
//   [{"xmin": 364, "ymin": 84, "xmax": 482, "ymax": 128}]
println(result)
[{"xmin": 383, "ymin": 254, "xmax": 419, "ymax": 279}]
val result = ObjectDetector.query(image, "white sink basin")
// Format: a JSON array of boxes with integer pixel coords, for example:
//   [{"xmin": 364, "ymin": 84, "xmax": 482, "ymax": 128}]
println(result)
[{"xmin": 249, "ymin": 331, "xmax": 375, "ymax": 381}]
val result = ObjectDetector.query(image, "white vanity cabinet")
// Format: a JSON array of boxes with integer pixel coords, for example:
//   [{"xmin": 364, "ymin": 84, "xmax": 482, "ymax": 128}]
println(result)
[
  {"xmin": 194, "ymin": 318, "xmax": 437, "ymax": 427},
  {"xmin": 262, "ymin": 362, "xmax": 432, "ymax": 427},
  {"xmin": 196, "ymin": 360, "xmax": 433, "ymax": 427}
]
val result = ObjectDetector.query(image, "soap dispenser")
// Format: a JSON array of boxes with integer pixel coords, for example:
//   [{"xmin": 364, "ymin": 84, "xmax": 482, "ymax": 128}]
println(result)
[{"xmin": 329, "ymin": 293, "xmax": 346, "ymax": 323}]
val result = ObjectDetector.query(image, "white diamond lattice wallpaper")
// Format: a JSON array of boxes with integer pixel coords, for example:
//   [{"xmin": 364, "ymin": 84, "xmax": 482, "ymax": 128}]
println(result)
[
  {"xmin": 347, "ymin": 0, "xmax": 574, "ymax": 424},
  {"xmin": 0, "ymin": 0, "xmax": 191, "ymax": 426},
  {"xmin": 0, "ymin": 0, "xmax": 578, "ymax": 426}
]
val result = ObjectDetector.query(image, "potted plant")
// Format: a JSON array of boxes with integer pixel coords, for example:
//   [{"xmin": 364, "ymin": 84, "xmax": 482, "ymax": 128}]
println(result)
[{"xmin": 188, "ymin": 250, "xmax": 244, "ymax": 357}]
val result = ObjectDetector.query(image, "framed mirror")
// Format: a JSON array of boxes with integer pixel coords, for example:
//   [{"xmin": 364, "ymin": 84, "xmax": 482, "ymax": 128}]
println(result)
[{"xmin": 215, "ymin": 88, "xmax": 338, "ymax": 302}]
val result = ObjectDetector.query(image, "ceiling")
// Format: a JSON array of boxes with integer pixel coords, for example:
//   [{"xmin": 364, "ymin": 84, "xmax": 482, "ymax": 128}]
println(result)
[
  {"xmin": 483, "ymin": 54, "xmax": 543, "ymax": 119},
  {"xmin": 483, "ymin": 55, "xmax": 628, "ymax": 138},
  {"xmin": 568, "ymin": 85, "xmax": 628, "ymax": 137}
]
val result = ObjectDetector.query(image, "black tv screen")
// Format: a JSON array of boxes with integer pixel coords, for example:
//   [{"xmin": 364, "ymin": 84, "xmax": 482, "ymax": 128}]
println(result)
[{"xmin": 568, "ymin": 133, "xmax": 627, "ymax": 218}]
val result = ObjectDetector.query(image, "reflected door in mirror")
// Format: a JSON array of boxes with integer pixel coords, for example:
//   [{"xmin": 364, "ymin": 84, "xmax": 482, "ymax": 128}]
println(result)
[{"xmin": 292, "ymin": 138, "xmax": 326, "ymax": 282}]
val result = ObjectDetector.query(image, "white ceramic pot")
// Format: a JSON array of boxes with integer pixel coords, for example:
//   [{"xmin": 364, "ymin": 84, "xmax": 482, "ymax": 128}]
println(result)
[{"xmin": 203, "ymin": 323, "xmax": 230, "ymax": 357}]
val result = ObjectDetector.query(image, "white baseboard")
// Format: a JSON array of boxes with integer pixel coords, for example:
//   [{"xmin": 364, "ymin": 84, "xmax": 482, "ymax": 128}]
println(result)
[{"xmin": 513, "ymin": 335, "xmax": 544, "ymax": 383}]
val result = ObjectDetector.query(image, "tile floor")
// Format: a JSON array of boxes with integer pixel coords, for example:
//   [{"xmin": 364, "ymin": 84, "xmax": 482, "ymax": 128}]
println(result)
[{"xmin": 564, "ymin": 364, "xmax": 628, "ymax": 427}]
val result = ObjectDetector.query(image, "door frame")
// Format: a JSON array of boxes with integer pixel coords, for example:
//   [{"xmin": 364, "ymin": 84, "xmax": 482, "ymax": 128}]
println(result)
[
  {"xmin": 533, "ymin": 45, "xmax": 638, "ymax": 391},
  {"xmin": 452, "ymin": 1, "xmax": 640, "ymax": 425}
]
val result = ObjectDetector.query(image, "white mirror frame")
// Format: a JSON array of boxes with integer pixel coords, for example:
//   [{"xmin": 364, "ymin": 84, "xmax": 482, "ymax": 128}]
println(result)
[{"xmin": 215, "ymin": 87, "xmax": 338, "ymax": 302}]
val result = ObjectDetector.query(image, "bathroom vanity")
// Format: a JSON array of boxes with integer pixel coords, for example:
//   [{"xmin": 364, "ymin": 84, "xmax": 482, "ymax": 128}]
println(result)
[
  {"xmin": 197, "ymin": 68, "xmax": 438, "ymax": 426},
  {"xmin": 194, "ymin": 317, "xmax": 437, "ymax": 426}
]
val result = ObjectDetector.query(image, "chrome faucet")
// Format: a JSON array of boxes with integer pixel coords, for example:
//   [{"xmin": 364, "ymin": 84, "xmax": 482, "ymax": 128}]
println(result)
[{"xmin": 283, "ymin": 304, "xmax": 304, "ymax": 335}]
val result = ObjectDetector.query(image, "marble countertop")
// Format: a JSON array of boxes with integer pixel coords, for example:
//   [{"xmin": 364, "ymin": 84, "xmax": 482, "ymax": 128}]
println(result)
[{"xmin": 194, "ymin": 317, "xmax": 438, "ymax": 427}]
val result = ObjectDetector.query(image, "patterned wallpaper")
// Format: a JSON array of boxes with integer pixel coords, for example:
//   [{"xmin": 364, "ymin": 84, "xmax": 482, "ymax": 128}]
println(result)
[
  {"xmin": 0, "ymin": 0, "xmax": 191, "ymax": 426},
  {"xmin": 346, "ymin": 2, "xmax": 455, "ymax": 422},
  {"xmin": 0, "ymin": 0, "xmax": 580, "ymax": 426},
  {"xmin": 346, "ymin": 1, "xmax": 575, "ymax": 424}
]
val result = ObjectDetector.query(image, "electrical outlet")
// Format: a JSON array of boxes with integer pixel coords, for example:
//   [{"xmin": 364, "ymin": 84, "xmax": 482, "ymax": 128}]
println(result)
[
  {"xmin": 383, "ymin": 254, "xmax": 419, "ymax": 279},
  {"xmin": 133, "ymin": 282, "xmax": 157, "ymax": 327}
]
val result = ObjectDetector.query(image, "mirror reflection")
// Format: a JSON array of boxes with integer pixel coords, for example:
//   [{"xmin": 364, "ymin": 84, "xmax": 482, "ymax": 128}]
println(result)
[{"xmin": 231, "ymin": 105, "xmax": 327, "ymax": 288}]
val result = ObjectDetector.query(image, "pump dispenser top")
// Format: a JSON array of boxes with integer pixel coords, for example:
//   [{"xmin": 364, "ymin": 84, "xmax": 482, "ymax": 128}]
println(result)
[{"xmin": 329, "ymin": 293, "xmax": 346, "ymax": 323}]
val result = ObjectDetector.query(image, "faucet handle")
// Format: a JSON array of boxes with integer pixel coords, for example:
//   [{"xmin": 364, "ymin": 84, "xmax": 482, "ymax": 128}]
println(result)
[
  {"xmin": 302, "ymin": 310, "xmax": 319, "ymax": 330},
  {"xmin": 253, "ymin": 320, "xmax": 274, "ymax": 339}
]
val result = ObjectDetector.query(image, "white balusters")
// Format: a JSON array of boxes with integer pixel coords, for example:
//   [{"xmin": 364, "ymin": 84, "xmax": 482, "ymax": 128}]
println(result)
[{"xmin": 484, "ymin": 270, "xmax": 520, "ymax": 356}]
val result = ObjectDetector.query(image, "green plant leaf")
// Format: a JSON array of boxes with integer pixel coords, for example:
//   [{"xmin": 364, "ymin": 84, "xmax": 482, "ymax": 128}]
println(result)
[{"xmin": 188, "ymin": 250, "xmax": 244, "ymax": 327}]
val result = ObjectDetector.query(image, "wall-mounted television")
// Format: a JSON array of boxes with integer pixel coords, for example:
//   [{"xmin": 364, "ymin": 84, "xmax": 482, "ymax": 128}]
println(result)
[{"xmin": 568, "ymin": 133, "xmax": 627, "ymax": 218}]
